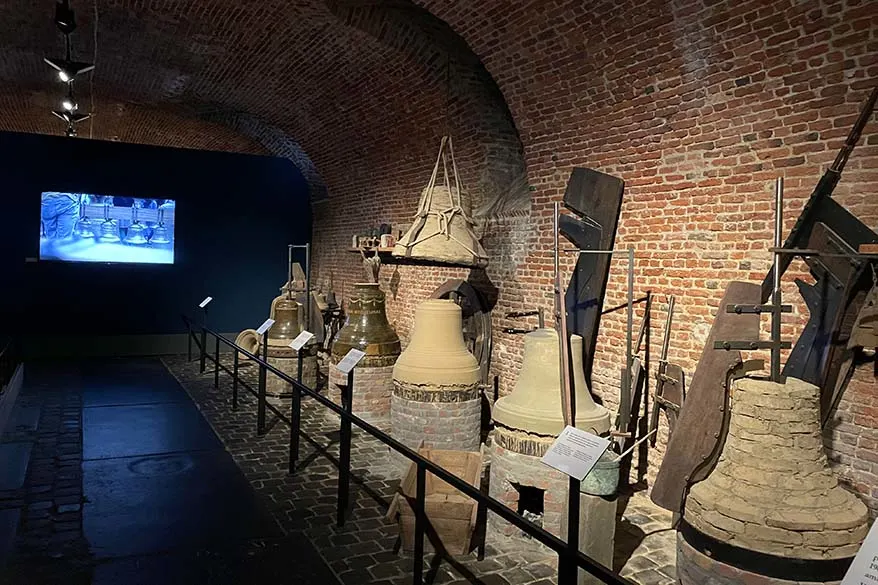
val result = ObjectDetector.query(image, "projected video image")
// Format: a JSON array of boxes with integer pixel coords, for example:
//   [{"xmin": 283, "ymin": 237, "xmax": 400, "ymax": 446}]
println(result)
[{"xmin": 39, "ymin": 192, "xmax": 176, "ymax": 264}]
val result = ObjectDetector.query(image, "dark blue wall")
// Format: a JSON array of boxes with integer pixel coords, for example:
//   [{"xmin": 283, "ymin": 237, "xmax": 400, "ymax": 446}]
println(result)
[{"xmin": 0, "ymin": 131, "xmax": 310, "ymax": 339}]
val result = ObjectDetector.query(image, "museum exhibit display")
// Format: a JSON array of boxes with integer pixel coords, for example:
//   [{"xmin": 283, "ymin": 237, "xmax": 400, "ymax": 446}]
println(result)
[
  {"xmin": 39, "ymin": 193, "xmax": 176, "ymax": 264},
  {"xmin": 391, "ymin": 299, "xmax": 481, "ymax": 471},
  {"xmin": 329, "ymin": 282, "xmax": 401, "ymax": 423},
  {"xmin": 393, "ymin": 136, "xmax": 489, "ymax": 267},
  {"xmin": 7, "ymin": 1, "xmax": 878, "ymax": 583},
  {"xmin": 677, "ymin": 376, "xmax": 869, "ymax": 584},
  {"xmin": 265, "ymin": 295, "xmax": 318, "ymax": 396},
  {"xmin": 386, "ymin": 448, "xmax": 482, "ymax": 556}
]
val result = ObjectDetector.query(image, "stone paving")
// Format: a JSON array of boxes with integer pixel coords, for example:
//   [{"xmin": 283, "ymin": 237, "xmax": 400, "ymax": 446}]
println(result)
[
  {"xmin": 164, "ymin": 354, "xmax": 678, "ymax": 585},
  {"xmin": 0, "ymin": 363, "xmax": 92, "ymax": 584}
]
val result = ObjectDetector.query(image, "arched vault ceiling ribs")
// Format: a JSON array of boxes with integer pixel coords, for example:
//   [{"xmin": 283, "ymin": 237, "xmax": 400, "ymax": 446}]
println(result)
[{"xmin": 0, "ymin": 0, "xmax": 528, "ymax": 212}]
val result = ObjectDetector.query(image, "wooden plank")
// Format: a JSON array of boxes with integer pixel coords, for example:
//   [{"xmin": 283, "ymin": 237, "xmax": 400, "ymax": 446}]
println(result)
[
  {"xmin": 651, "ymin": 282, "xmax": 760, "ymax": 513},
  {"xmin": 559, "ymin": 168, "xmax": 625, "ymax": 388}
]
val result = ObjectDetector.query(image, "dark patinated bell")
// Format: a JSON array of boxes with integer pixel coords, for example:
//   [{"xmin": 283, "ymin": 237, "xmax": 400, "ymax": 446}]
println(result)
[
  {"xmin": 851, "ymin": 285, "xmax": 878, "ymax": 349},
  {"xmin": 269, "ymin": 297, "xmax": 302, "ymax": 341}
]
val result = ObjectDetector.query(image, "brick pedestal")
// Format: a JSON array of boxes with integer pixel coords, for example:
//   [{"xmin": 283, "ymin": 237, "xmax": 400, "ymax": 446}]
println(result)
[
  {"xmin": 487, "ymin": 427, "xmax": 569, "ymax": 540},
  {"xmin": 389, "ymin": 384, "xmax": 481, "ymax": 474},
  {"xmin": 265, "ymin": 343, "xmax": 319, "ymax": 409},
  {"xmin": 328, "ymin": 359, "xmax": 394, "ymax": 425}
]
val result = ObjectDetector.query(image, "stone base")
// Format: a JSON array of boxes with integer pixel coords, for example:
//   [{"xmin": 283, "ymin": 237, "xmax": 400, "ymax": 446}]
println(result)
[
  {"xmin": 328, "ymin": 361, "xmax": 394, "ymax": 425},
  {"xmin": 266, "ymin": 354, "xmax": 319, "ymax": 395},
  {"xmin": 389, "ymin": 393, "xmax": 481, "ymax": 475},
  {"xmin": 677, "ymin": 531, "xmax": 842, "ymax": 585},
  {"xmin": 487, "ymin": 439, "xmax": 569, "ymax": 540}
]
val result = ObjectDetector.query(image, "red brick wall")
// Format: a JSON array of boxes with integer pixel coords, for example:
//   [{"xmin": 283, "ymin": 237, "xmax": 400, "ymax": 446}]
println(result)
[{"xmin": 314, "ymin": 0, "xmax": 878, "ymax": 510}]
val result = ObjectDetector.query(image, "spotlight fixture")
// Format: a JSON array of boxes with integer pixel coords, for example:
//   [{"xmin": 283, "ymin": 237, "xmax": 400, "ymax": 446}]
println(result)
[
  {"xmin": 43, "ymin": 57, "xmax": 94, "ymax": 83},
  {"xmin": 54, "ymin": 0, "xmax": 77, "ymax": 35},
  {"xmin": 52, "ymin": 110, "xmax": 90, "ymax": 124},
  {"xmin": 65, "ymin": 125, "xmax": 77, "ymax": 137},
  {"xmin": 62, "ymin": 97, "xmax": 76, "ymax": 111}
]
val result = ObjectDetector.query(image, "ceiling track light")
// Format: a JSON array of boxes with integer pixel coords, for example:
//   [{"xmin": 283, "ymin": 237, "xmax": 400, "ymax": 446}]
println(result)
[
  {"xmin": 44, "ymin": 57, "xmax": 94, "ymax": 83},
  {"xmin": 46, "ymin": 0, "xmax": 94, "ymax": 137}
]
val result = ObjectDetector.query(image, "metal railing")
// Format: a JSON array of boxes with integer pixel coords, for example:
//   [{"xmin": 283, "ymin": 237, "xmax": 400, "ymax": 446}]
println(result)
[
  {"xmin": 182, "ymin": 314, "xmax": 633, "ymax": 585},
  {"xmin": 0, "ymin": 337, "xmax": 19, "ymax": 395}
]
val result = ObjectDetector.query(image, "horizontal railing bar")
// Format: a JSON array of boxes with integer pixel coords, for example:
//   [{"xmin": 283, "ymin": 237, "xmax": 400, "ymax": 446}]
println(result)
[
  {"xmin": 202, "ymin": 351, "xmax": 292, "ymax": 425},
  {"xmin": 184, "ymin": 315, "xmax": 631, "ymax": 585}
]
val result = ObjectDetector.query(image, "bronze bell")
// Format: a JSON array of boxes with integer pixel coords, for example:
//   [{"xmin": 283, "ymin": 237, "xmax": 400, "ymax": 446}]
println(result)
[{"xmin": 269, "ymin": 296, "xmax": 302, "ymax": 341}]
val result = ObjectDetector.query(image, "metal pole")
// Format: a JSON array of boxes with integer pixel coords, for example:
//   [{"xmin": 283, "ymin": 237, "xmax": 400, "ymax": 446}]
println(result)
[
  {"xmin": 287, "ymin": 244, "xmax": 294, "ymax": 301},
  {"xmin": 560, "ymin": 477, "xmax": 581, "ymax": 585},
  {"xmin": 258, "ymin": 332, "xmax": 268, "ymax": 435},
  {"xmin": 199, "ymin": 327, "xmax": 207, "ymax": 374},
  {"xmin": 187, "ymin": 323, "xmax": 192, "ymax": 362},
  {"xmin": 213, "ymin": 335, "xmax": 220, "ymax": 388},
  {"xmin": 413, "ymin": 461, "xmax": 427, "ymax": 585},
  {"xmin": 290, "ymin": 351, "xmax": 303, "ymax": 474},
  {"xmin": 305, "ymin": 243, "xmax": 312, "ymax": 330},
  {"xmin": 337, "ymin": 368, "xmax": 353, "ymax": 527},
  {"xmin": 232, "ymin": 350, "xmax": 239, "ymax": 410},
  {"xmin": 771, "ymin": 177, "xmax": 784, "ymax": 382}
]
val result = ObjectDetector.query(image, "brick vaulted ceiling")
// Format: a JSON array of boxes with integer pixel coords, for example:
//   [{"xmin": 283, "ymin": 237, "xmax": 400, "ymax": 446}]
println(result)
[{"xmin": 0, "ymin": 0, "xmax": 527, "ymax": 206}]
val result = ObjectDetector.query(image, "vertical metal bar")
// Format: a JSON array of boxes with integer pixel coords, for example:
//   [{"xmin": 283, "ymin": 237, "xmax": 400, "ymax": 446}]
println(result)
[
  {"xmin": 232, "ymin": 349, "xmax": 239, "ymax": 411},
  {"xmin": 287, "ymin": 244, "xmax": 294, "ymax": 300},
  {"xmin": 289, "ymin": 351, "xmax": 304, "ymax": 474},
  {"xmin": 187, "ymin": 323, "xmax": 192, "ymax": 362},
  {"xmin": 619, "ymin": 247, "xmax": 635, "ymax": 445},
  {"xmin": 213, "ymin": 335, "xmax": 220, "ymax": 388},
  {"xmin": 337, "ymin": 369, "xmax": 353, "ymax": 527},
  {"xmin": 199, "ymin": 328, "xmax": 207, "ymax": 374},
  {"xmin": 771, "ymin": 177, "xmax": 784, "ymax": 382},
  {"xmin": 257, "ymin": 332, "xmax": 268, "ymax": 435},
  {"xmin": 305, "ymin": 243, "xmax": 312, "ymax": 330},
  {"xmin": 412, "ymin": 461, "xmax": 427, "ymax": 585},
  {"xmin": 560, "ymin": 477, "xmax": 581, "ymax": 585}
]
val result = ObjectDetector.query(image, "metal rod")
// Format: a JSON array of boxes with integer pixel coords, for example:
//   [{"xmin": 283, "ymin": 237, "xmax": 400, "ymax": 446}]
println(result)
[
  {"xmin": 305, "ymin": 243, "xmax": 312, "ymax": 331},
  {"xmin": 187, "ymin": 318, "xmax": 634, "ymax": 585},
  {"xmin": 413, "ymin": 462, "xmax": 427, "ymax": 585},
  {"xmin": 232, "ymin": 350, "xmax": 239, "ymax": 410},
  {"xmin": 771, "ymin": 177, "xmax": 784, "ymax": 382},
  {"xmin": 213, "ymin": 335, "xmax": 220, "ymax": 388},
  {"xmin": 199, "ymin": 327, "xmax": 207, "ymax": 374},
  {"xmin": 561, "ymin": 476, "xmax": 581, "ymax": 585},
  {"xmin": 290, "ymin": 351, "xmax": 303, "ymax": 473},
  {"xmin": 337, "ymin": 369, "xmax": 354, "ymax": 527},
  {"xmin": 617, "ymin": 248, "xmax": 635, "ymax": 447},
  {"xmin": 287, "ymin": 244, "xmax": 294, "ymax": 301},
  {"xmin": 258, "ymin": 332, "xmax": 268, "ymax": 435},
  {"xmin": 187, "ymin": 323, "xmax": 192, "ymax": 362},
  {"xmin": 562, "ymin": 248, "xmax": 634, "ymax": 255}
]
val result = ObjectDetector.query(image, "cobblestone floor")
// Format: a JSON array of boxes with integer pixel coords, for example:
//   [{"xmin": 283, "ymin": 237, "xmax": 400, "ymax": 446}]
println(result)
[{"xmin": 164, "ymin": 354, "xmax": 677, "ymax": 585}]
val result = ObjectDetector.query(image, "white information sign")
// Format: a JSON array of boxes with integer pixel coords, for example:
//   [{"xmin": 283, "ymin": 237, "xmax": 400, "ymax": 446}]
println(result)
[
  {"xmin": 289, "ymin": 331, "xmax": 315, "ymax": 351},
  {"xmin": 841, "ymin": 520, "xmax": 878, "ymax": 585},
  {"xmin": 336, "ymin": 349, "xmax": 366, "ymax": 374},
  {"xmin": 199, "ymin": 296, "xmax": 213, "ymax": 308},
  {"xmin": 255, "ymin": 318, "xmax": 276, "ymax": 336},
  {"xmin": 541, "ymin": 425, "xmax": 611, "ymax": 481}
]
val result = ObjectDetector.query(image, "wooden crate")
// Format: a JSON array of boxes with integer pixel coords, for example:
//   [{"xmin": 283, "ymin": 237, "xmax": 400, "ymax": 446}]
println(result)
[{"xmin": 386, "ymin": 449, "xmax": 482, "ymax": 556}]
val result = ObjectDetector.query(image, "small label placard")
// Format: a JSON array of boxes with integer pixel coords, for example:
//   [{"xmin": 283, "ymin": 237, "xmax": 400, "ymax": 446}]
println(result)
[
  {"xmin": 289, "ymin": 331, "xmax": 315, "ymax": 351},
  {"xmin": 841, "ymin": 520, "xmax": 878, "ymax": 585},
  {"xmin": 199, "ymin": 296, "xmax": 213, "ymax": 308},
  {"xmin": 541, "ymin": 426, "xmax": 611, "ymax": 481},
  {"xmin": 336, "ymin": 349, "xmax": 366, "ymax": 374},
  {"xmin": 255, "ymin": 318, "xmax": 276, "ymax": 336}
]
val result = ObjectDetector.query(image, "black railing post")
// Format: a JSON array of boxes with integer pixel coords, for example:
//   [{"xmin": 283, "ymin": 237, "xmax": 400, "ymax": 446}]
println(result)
[
  {"xmin": 257, "ymin": 332, "xmax": 268, "ymax": 435},
  {"xmin": 199, "ymin": 327, "xmax": 207, "ymax": 374},
  {"xmin": 413, "ymin": 461, "xmax": 427, "ymax": 585},
  {"xmin": 337, "ymin": 368, "xmax": 353, "ymax": 527},
  {"xmin": 289, "ymin": 351, "xmax": 304, "ymax": 474},
  {"xmin": 232, "ymin": 349, "xmax": 239, "ymax": 410},
  {"xmin": 559, "ymin": 477, "xmax": 581, "ymax": 585},
  {"xmin": 187, "ymin": 323, "xmax": 193, "ymax": 362},
  {"xmin": 213, "ymin": 335, "xmax": 220, "ymax": 388}
]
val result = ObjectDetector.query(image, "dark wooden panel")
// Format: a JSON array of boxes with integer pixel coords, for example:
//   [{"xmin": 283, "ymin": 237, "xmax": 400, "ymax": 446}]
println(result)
[{"xmin": 650, "ymin": 282, "xmax": 760, "ymax": 513}]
